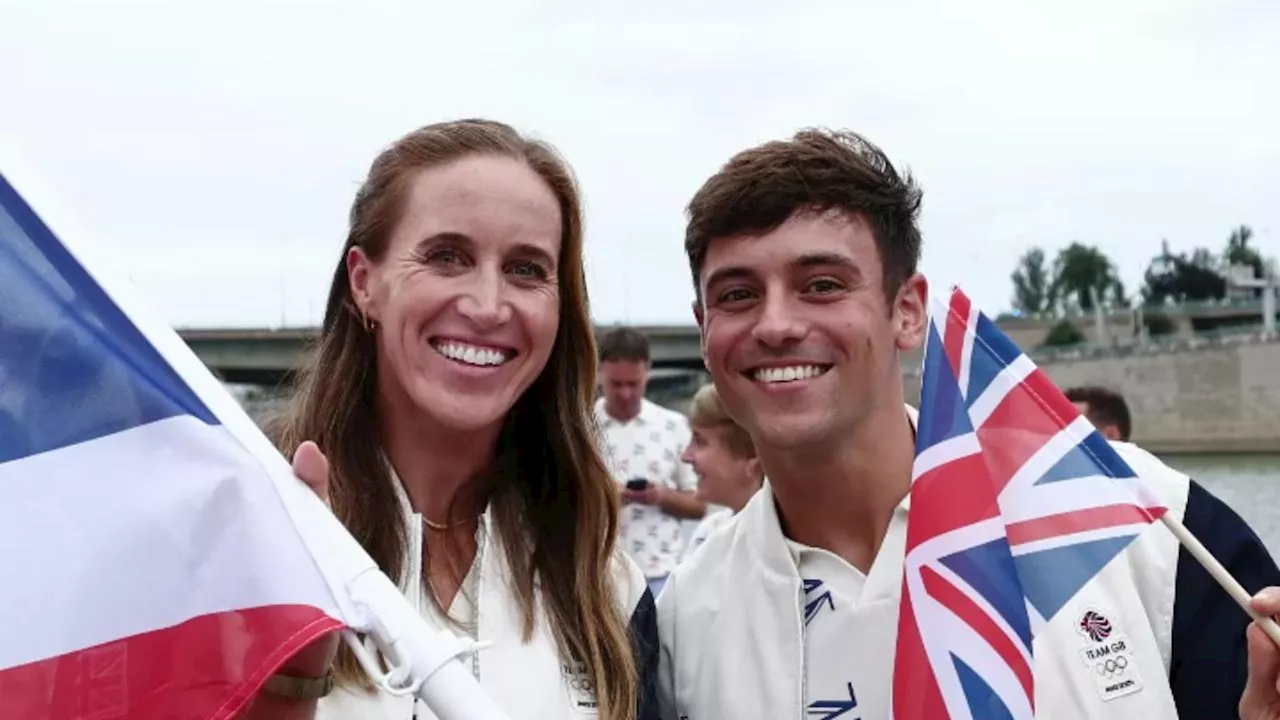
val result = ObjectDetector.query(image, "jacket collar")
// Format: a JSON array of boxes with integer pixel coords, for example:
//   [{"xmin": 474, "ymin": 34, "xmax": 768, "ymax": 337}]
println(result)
[
  {"xmin": 594, "ymin": 396, "xmax": 659, "ymax": 428},
  {"xmin": 384, "ymin": 455, "xmax": 572, "ymax": 711},
  {"xmin": 739, "ymin": 403, "xmax": 920, "ymax": 578}
]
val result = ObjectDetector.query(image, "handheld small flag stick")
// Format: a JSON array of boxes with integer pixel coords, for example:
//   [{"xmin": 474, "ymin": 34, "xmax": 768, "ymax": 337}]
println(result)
[
  {"xmin": 1159, "ymin": 514, "xmax": 1280, "ymax": 645},
  {"xmin": 892, "ymin": 285, "xmax": 1280, "ymax": 720},
  {"xmin": 946, "ymin": 285, "xmax": 1280, "ymax": 645}
]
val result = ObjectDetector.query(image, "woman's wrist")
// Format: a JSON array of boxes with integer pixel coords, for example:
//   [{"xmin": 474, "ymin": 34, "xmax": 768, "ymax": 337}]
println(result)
[{"xmin": 272, "ymin": 632, "xmax": 340, "ymax": 683}]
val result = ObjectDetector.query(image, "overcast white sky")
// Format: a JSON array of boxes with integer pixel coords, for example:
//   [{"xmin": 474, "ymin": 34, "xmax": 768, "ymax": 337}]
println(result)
[{"xmin": 2, "ymin": 0, "xmax": 1277, "ymax": 329}]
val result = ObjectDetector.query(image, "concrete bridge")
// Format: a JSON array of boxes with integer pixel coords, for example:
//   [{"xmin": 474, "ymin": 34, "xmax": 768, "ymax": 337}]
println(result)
[
  {"xmin": 186, "ymin": 306, "xmax": 1280, "ymax": 453},
  {"xmin": 180, "ymin": 299, "xmax": 1275, "ymax": 387},
  {"xmin": 181, "ymin": 324, "xmax": 706, "ymax": 386}
]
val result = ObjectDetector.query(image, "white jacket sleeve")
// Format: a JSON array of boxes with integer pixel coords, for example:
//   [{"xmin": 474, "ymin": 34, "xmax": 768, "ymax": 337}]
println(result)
[{"xmin": 656, "ymin": 570, "xmax": 681, "ymax": 720}]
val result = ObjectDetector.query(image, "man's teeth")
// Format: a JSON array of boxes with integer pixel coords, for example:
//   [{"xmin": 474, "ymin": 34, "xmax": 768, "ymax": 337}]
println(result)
[
  {"xmin": 752, "ymin": 365, "xmax": 827, "ymax": 383},
  {"xmin": 433, "ymin": 342, "xmax": 510, "ymax": 367}
]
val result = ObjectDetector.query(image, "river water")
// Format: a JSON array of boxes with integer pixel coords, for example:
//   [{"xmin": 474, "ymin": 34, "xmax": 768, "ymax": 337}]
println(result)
[{"xmin": 1161, "ymin": 453, "xmax": 1280, "ymax": 556}]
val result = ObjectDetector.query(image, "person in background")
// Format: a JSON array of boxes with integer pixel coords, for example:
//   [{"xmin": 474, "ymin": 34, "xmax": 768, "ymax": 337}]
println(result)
[
  {"xmin": 593, "ymin": 327, "xmax": 706, "ymax": 598},
  {"xmin": 246, "ymin": 119, "xmax": 657, "ymax": 720},
  {"xmin": 1065, "ymin": 384, "xmax": 1131, "ymax": 441},
  {"xmin": 680, "ymin": 383, "xmax": 763, "ymax": 553},
  {"xmin": 1065, "ymin": 383, "xmax": 1280, "ymax": 717},
  {"xmin": 655, "ymin": 126, "xmax": 1280, "ymax": 720}
]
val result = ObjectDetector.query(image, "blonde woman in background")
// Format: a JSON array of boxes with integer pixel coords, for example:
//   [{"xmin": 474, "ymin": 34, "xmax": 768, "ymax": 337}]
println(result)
[{"xmin": 680, "ymin": 384, "xmax": 764, "ymax": 553}]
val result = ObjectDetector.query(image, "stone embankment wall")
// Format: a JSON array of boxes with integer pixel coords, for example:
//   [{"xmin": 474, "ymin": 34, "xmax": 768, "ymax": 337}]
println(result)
[
  {"xmin": 234, "ymin": 332, "xmax": 1280, "ymax": 455},
  {"xmin": 903, "ymin": 334, "xmax": 1280, "ymax": 454}
]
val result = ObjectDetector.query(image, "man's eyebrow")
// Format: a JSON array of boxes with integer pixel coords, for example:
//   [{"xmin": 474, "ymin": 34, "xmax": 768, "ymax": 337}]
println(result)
[
  {"xmin": 704, "ymin": 253, "xmax": 864, "ymax": 290},
  {"xmin": 793, "ymin": 252, "xmax": 862, "ymax": 277},
  {"xmin": 703, "ymin": 266, "xmax": 755, "ymax": 289}
]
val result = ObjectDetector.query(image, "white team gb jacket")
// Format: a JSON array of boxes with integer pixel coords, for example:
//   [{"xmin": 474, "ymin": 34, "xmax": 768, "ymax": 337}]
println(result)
[
  {"xmin": 317, "ymin": 473, "xmax": 651, "ymax": 720},
  {"xmin": 656, "ymin": 408, "xmax": 1192, "ymax": 719}
]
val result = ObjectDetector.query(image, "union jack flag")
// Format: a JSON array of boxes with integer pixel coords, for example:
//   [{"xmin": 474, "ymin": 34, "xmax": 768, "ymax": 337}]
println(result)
[{"xmin": 891, "ymin": 287, "xmax": 1168, "ymax": 719}]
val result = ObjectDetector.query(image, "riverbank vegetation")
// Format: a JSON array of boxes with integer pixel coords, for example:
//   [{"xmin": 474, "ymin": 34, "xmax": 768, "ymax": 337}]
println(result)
[{"xmin": 1006, "ymin": 225, "xmax": 1272, "ymax": 347}]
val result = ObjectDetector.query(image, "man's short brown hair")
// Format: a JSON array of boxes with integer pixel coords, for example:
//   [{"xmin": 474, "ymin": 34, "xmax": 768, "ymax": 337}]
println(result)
[
  {"xmin": 684, "ymin": 128, "xmax": 923, "ymax": 304},
  {"xmin": 597, "ymin": 325, "xmax": 650, "ymax": 364},
  {"xmin": 1065, "ymin": 385, "xmax": 1132, "ymax": 442}
]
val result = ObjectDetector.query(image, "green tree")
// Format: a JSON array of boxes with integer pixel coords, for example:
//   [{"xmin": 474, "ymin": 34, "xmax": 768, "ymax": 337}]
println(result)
[
  {"xmin": 1111, "ymin": 279, "xmax": 1130, "ymax": 309},
  {"xmin": 1224, "ymin": 224, "xmax": 1264, "ymax": 279},
  {"xmin": 1143, "ymin": 312, "xmax": 1176, "ymax": 336},
  {"xmin": 1042, "ymin": 320, "xmax": 1085, "ymax": 347},
  {"xmin": 1142, "ymin": 239, "xmax": 1226, "ymax": 305},
  {"xmin": 1051, "ymin": 243, "xmax": 1125, "ymax": 312},
  {"xmin": 1190, "ymin": 247, "xmax": 1217, "ymax": 269},
  {"xmin": 1010, "ymin": 247, "xmax": 1054, "ymax": 314}
]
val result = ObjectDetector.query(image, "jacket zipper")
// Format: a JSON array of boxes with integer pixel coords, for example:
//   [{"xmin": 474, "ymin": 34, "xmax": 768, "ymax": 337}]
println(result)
[{"xmin": 797, "ymin": 580, "xmax": 807, "ymax": 719}]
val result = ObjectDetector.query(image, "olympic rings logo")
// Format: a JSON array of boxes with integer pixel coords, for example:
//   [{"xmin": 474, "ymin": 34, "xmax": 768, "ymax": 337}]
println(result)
[
  {"xmin": 1094, "ymin": 655, "xmax": 1129, "ymax": 677},
  {"xmin": 567, "ymin": 675, "xmax": 596, "ymax": 694}
]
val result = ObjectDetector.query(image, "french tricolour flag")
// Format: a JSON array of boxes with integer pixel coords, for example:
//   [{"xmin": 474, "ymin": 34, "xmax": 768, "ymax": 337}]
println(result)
[{"xmin": 0, "ymin": 157, "xmax": 350, "ymax": 716}]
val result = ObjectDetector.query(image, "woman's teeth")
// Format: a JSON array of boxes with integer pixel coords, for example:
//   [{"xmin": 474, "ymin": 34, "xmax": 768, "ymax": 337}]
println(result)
[{"xmin": 432, "ymin": 341, "xmax": 510, "ymax": 367}]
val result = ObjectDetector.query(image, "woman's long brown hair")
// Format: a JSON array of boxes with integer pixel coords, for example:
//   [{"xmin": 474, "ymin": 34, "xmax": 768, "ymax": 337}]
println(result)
[{"xmin": 272, "ymin": 119, "xmax": 636, "ymax": 719}]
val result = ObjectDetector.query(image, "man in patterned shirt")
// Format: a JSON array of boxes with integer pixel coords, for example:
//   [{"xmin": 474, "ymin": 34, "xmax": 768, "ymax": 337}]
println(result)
[{"xmin": 593, "ymin": 326, "xmax": 706, "ymax": 598}]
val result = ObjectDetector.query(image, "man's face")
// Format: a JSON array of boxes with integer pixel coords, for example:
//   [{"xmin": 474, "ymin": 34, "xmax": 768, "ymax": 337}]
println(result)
[
  {"xmin": 694, "ymin": 210, "xmax": 927, "ymax": 452},
  {"xmin": 1073, "ymin": 401, "xmax": 1121, "ymax": 441},
  {"xmin": 600, "ymin": 359, "xmax": 649, "ymax": 420}
]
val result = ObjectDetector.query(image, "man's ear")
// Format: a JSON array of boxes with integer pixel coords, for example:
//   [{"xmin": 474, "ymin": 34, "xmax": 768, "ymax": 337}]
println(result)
[
  {"xmin": 693, "ymin": 299, "xmax": 707, "ymax": 364},
  {"xmin": 894, "ymin": 272, "xmax": 929, "ymax": 353},
  {"xmin": 347, "ymin": 246, "xmax": 374, "ymax": 321}
]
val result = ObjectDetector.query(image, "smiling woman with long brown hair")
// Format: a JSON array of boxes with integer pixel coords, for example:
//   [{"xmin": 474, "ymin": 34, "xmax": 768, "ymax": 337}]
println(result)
[{"xmin": 242, "ymin": 119, "xmax": 657, "ymax": 720}]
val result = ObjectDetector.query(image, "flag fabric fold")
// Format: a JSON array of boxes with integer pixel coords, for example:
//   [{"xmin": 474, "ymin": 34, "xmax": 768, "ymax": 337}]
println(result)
[
  {"xmin": 892, "ymin": 287, "xmax": 1169, "ymax": 720},
  {"xmin": 0, "ymin": 165, "xmax": 346, "ymax": 718}
]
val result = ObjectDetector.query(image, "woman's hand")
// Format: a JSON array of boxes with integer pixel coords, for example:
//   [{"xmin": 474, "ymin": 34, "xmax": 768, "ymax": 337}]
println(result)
[
  {"xmin": 280, "ymin": 441, "xmax": 339, "ymax": 674},
  {"xmin": 240, "ymin": 442, "xmax": 338, "ymax": 719},
  {"xmin": 292, "ymin": 440, "xmax": 331, "ymax": 507}
]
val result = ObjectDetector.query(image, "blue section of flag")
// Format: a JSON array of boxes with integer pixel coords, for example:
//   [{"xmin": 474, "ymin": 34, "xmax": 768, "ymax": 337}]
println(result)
[
  {"xmin": 1036, "ymin": 432, "xmax": 1135, "ymax": 486},
  {"xmin": 963, "ymin": 314, "xmax": 1019, "ymax": 409},
  {"xmin": 916, "ymin": 325, "xmax": 973, "ymax": 454},
  {"xmin": 952, "ymin": 654, "xmax": 1016, "ymax": 720},
  {"xmin": 0, "ymin": 172, "xmax": 216, "ymax": 465},
  {"xmin": 939, "ymin": 539, "xmax": 1033, "ymax": 651},
  {"xmin": 1082, "ymin": 433, "xmax": 1139, "ymax": 480},
  {"xmin": 974, "ymin": 314, "xmax": 1023, "ymax": 369},
  {"xmin": 1014, "ymin": 535, "xmax": 1137, "ymax": 620}
]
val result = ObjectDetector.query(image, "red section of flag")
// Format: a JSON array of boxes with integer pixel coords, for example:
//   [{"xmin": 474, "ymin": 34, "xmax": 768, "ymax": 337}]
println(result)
[
  {"xmin": 943, "ymin": 291, "xmax": 971, "ymax": 378},
  {"xmin": 976, "ymin": 370, "xmax": 1064, "ymax": 495},
  {"xmin": 0, "ymin": 604, "xmax": 341, "ymax": 720},
  {"xmin": 1007, "ymin": 503, "xmax": 1168, "ymax": 546},
  {"xmin": 905, "ymin": 452, "xmax": 1000, "ymax": 553},
  {"xmin": 893, "ymin": 581, "xmax": 948, "ymax": 720},
  {"xmin": 920, "ymin": 566, "xmax": 1034, "ymax": 703}
]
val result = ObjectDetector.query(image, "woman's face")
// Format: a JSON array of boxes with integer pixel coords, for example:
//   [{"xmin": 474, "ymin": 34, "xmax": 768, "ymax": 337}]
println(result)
[
  {"xmin": 349, "ymin": 154, "xmax": 562, "ymax": 435},
  {"xmin": 681, "ymin": 424, "xmax": 757, "ymax": 508}
]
